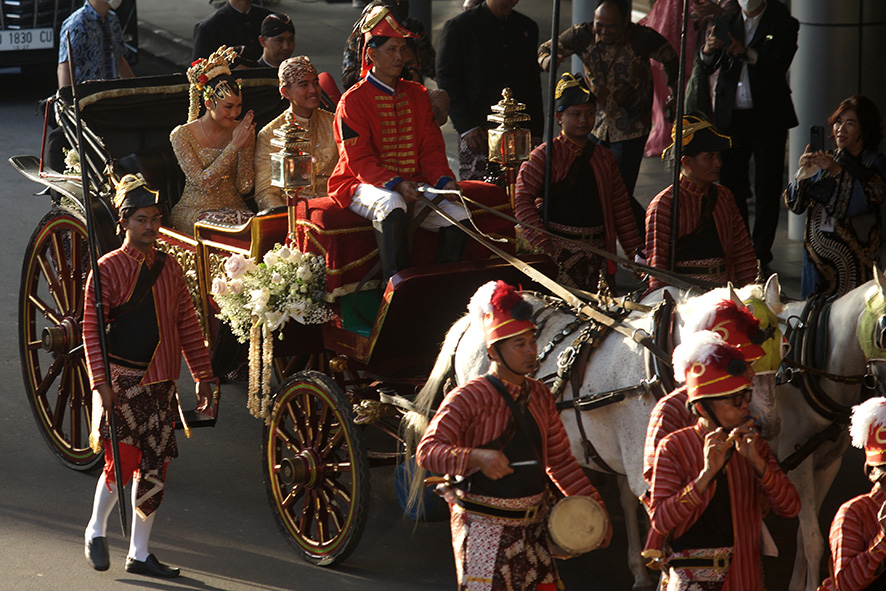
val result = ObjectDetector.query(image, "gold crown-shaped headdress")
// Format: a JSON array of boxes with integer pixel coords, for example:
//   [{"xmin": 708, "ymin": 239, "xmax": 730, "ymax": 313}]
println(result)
[{"xmin": 187, "ymin": 46, "xmax": 241, "ymax": 122}]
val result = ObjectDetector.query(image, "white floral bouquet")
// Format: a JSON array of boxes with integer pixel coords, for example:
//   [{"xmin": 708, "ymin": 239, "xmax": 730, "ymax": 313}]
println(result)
[{"xmin": 212, "ymin": 244, "xmax": 333, "ymax": 421}]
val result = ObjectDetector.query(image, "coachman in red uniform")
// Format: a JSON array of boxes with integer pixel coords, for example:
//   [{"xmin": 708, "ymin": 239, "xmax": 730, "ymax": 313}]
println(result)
[
  {"xmin": 82, "ymin": 175, "xmax": 216, "ymax": 578},
  {"xmin": 328, "ymin": 6, "xmax": 467, "ymax": 282}
]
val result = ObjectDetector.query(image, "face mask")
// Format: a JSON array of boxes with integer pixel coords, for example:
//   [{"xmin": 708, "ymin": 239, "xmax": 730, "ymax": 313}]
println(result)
[
  {"xmin": 738, "ymin": 0, "xmax": 764, "ymax": 14},
  {"xmin": 106, "ymin": 0, "xmax": 123, "ymax": 9}
]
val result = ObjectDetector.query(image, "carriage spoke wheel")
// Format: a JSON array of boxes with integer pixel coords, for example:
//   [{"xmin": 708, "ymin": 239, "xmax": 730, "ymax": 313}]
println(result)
[
  {"xmin": 20, "ymin": 209, "xmax": 100, "ymax": 470},
  {"xmin": 263, "ymin": 371, "xmax": 369, "ymax": 566}
]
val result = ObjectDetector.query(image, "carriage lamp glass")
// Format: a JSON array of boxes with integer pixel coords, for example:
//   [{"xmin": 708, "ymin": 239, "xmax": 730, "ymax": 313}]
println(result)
[
  {"xmin": 270, "ymin": 111, "xmax": 313, "ymax": 190},
  {"xmin": 487, "ymin": 88, "xmax": 531, "ymax": 166}
]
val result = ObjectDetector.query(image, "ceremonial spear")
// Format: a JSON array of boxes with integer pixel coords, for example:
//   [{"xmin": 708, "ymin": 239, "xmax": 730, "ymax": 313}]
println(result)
[
  {"xmin": 668, "ymin": 0, "xmax": 692, "ymax": 272},
  {"xmin": 65, "ymin": 34, "xmax": 129, "ymax": 536}
]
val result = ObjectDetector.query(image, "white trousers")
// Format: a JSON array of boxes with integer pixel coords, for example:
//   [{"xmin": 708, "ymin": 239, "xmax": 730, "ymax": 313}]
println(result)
[{"xmin": 348, "ymin": 183, "xmax": 469, "ymax": 229}]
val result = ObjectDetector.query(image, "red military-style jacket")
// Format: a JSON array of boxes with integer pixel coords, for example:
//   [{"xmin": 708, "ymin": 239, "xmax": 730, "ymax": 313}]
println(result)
[{"xmin": 327, "ymin": 71, "xmax": 455, "ymax": 208}]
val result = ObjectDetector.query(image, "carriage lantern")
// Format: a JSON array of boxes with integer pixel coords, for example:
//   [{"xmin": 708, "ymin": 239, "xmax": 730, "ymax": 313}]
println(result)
[
  {"xmin": 488, "ymin": 88, "xmax": 531, "ymax": 207},
  {"xmin": 270, "ymin": 111, "xmax": 313, "ymax": 240}
]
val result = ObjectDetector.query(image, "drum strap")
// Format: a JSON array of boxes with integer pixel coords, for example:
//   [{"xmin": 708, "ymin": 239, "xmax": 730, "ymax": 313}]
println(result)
[{"xmin": 484, "ymin": 374, "xmax": 544, "ymax": 468}]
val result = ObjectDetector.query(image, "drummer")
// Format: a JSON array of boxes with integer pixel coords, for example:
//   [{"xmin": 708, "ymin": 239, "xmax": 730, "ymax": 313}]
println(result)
[
  {"xmin": 416, "ymin": 280, "xmax": 612, "ymax": 591},
  {"xmin": 648, "ymin": 330, "xmax": 799, "ymax": 591},
  {"xmin": 819, "ymin": 397, "xmax": 886, "ymax": 591}
]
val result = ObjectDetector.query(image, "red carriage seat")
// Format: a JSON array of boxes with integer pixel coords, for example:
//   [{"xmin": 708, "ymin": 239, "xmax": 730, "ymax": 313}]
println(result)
[{"xmin": 293, "ymin": 180, "xmax": 516, "ymax": 299}]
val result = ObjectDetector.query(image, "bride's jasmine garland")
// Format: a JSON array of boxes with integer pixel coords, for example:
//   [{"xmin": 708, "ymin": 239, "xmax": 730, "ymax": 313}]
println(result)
[{"xmin": 213, "ymin": 244, "xmax": 333, "ymax": 421}]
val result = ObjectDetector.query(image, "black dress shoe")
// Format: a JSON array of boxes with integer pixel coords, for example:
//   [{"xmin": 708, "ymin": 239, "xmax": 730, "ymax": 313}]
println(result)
[
  {"xmin": 85, "ymin": 537, "xmax": 110, "ymax": 571},
  {"xmin": 124, "ymin": 554, "xmax": 181, "ymax": 578}
]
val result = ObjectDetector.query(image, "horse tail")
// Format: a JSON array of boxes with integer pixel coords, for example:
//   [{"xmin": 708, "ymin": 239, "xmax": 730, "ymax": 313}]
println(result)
[{"xmin": 402, "ymin": 312, "xmax": 472, "ymax": 515}]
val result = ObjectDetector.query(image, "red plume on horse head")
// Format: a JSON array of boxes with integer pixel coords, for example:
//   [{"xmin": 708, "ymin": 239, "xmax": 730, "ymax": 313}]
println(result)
[{"xmin": 682, "ymin": 295, "xmax": 767, "ymax": 364}]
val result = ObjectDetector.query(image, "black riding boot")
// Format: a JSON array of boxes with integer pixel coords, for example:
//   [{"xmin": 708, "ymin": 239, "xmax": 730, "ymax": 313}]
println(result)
[
  {"xmin": 373, "ymin": 208, "xmax": 410, "ymax": 282},
  {"xmin": 435, "ymin": 224, "xmax": 468, "ymax": 264}
]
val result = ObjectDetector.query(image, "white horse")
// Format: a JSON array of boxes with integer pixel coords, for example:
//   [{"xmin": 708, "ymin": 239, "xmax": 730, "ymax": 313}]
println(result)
[
  {"xmin": 406, "ymin": 277, "xmax": 784, "ymax": 591},
  {"xmin": 774, "ymin": 268, "xmax": 886, "ymax": 591}
]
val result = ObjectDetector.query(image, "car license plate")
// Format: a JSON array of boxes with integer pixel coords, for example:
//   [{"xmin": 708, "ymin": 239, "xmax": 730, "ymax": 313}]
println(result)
[{"xmin": 0, "ymin": 28, "xmax": 54, "ymax": 52}]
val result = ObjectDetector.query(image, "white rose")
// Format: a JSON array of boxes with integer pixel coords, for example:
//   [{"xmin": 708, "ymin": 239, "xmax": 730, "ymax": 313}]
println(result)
[
  {"xmin": 228, "ymin": 278, "xmax": 244, "ymax": 295},
  {"xmin": 211, "ymin": 277, "xmax": 229, "ymax": 296},
  {"xmin": 271, "ymin": 272, "xmax": 285, "ymax": 285},
  {"xmin": 225, "ymin": 254, "xmax": 256, "ymax": 279},
  {"xmin": 248, "ymin": 287, "xmax": 271, "ymax": 313},
  {"xmin": 299, "ymin": 284, "xmax": 308, "ymax": 294},
  {"xmin": 289, "ymin": 250, "xmax": 303, "ymax": 263},
  {"xmin": 296, "ymin": 266, "xmax": 313, "ymax": 282},
  {"xmin": 264, "ymin": 250, "xmax": 280, "ymax": 267},
  {"xmin": 277, "ymin": 246, "xmax": 291, "ymax": 260}
]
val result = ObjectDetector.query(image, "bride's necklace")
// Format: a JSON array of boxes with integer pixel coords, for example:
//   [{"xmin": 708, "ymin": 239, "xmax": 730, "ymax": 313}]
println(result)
[{"xmin": 199, "ymin": 116, "xmax": 227, "ymax": 149}]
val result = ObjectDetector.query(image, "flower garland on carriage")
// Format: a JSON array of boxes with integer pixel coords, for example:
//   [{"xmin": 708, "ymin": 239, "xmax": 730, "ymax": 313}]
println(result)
[{"xmin": 212, "ymin": 244, "xmax": 333, "ymax": 422}]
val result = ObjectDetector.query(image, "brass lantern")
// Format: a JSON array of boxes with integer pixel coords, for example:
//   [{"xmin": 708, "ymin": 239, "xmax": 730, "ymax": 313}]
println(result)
[
  {"xmin": 487, "ymin": 88, "xmax": 532, "ymax": 207},
  {"xmin": 487, "ymin": 88, "xmax": 531, "ymax": 167},
  {"xmin": 270, "ymin": 110, "xmax": 313, "ymax": 191},
  {"xmin": 270, "ymin": 111, "xmax": 313, "ymax": 241}
]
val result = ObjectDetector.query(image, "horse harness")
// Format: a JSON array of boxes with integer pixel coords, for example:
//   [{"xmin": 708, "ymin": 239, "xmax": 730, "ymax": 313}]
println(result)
[
  {"xmin": 526, "ymin": 294, "xmax": 671, "ymax": 474},
  {"xmin": 777, "ymin": 294, "xmax": 879, "ymax": 472}
]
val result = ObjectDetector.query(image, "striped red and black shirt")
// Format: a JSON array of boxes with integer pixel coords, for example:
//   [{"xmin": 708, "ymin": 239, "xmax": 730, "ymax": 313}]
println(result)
[
  {"xmin": 514, "ymin": 133, "xmax": 643, "ymax": 256},
  {"xmin": 650, "ymin": 423, "xmax": 800, "ymax": 591},
  {"xmin": 83, "ymin": 242, "xmax": 214, "ymax": 389},
  {"xmin": 645, "ymin": 176, "xmax": 758, "ymax": 290},
  {"xmin": 417, "ymin": 374, "xmax": 604, "ymax": 504},
  {"xmin": 820, "ymin": 485, "xmax": 886, "ymax": 591}
]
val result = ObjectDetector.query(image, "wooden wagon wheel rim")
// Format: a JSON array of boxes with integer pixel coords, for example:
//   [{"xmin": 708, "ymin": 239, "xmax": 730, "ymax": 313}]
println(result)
[
  {"xmin": 263, "ymin": 371, "xmax": 369, "ymax": 566},
  {"xmin": 20, "ymin": 209, "xmax": 100, "ymax": 469}
]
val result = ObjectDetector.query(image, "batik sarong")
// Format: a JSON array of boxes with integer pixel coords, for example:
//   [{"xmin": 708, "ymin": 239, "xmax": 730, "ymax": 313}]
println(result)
[
  {"xmin": 450, "ymin": 491, "xmax": 558, "ymax": 591},
  {"xmin": 97, "ymin": 364, "xmax": 179, "ymax": 518}
]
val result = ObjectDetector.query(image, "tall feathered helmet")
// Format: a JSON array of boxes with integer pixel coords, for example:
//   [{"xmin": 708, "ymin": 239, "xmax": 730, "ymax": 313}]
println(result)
[
  {"xmin": 850, "ymin": 397, "xmax": 886, "ymax": 466},
  {"xmin": 186, "ymin": 45, "xmax": 241, "ymax": 122},
  {"xmin": 673, "ymin": 330, "xmax": 751, "ymax": 403},
  {"xmin": 469, "ymin": 280, "xmax": 535, "ymax": 347},
  {"xmin": 682, "ymin": 295, "xmax": 767, "ymax": 364}
]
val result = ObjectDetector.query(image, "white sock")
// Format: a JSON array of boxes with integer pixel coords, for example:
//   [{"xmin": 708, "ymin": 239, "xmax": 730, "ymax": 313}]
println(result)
[
  {"xmin": 128, "ymin": 481, "xmax": 155, "ymax": 562},
  {"xmin": 85, "ymin": 474, "xmax": 117, "ymax": 540}
]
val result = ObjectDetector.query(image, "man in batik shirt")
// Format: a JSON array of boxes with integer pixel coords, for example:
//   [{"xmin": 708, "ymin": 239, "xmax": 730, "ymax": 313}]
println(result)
[{"xmin": 539, "ymin": 0, "xmax": 678, "ymax": 206}]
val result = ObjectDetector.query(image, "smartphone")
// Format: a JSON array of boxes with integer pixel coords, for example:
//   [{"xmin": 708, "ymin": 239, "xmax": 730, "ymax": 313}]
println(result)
[{"xmin": 810, "ymin": 125, "xmax": 825, "ymax": 153}]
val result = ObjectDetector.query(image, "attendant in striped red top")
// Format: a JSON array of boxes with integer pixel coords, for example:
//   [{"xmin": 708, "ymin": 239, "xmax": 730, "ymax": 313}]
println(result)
[
  {"xmin": 641, "ymin": 295, "xmax": 770, "ymax": 568},
  {"xmin": 514, "ymin": 72, "xmax": 643, "ymax": 292},
  {"xmin": 645, "ymin": 113, "xmax": 758, "ymax": 291},
  {"xmin": 649, "ymin": 331, "xmax": 799, "ymax": 590},
  {"xmin": 82, "ymin": 175, "xmax": 215, "ymax": 579},
  {"xmin": 820, "ymin": 398, "xmax": 886, "ymax": 590},
  {"xmin": 417, "ymin": 281, "xmax": 611, "ymax": 591}
]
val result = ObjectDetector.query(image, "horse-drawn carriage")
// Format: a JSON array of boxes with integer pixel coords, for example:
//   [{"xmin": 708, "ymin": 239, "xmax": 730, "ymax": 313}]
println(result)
[{"xmin": 12, "ymin": 71, "xmax": 557, "ymax": 566}]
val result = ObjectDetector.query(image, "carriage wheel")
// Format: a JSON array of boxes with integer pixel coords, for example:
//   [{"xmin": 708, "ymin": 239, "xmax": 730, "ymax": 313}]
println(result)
[
  {"xmin": 19, "ymin": 209, "xmax": 100, "ymax": 470},
  {"xmin": 263, "ymin": 371, "xmax": 370, "ymax": 566}
]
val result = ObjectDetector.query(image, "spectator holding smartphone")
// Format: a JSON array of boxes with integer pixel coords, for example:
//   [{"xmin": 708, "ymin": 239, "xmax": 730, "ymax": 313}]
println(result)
[{"xmin": 785, "ymin": 95, "xmax": 886, "ymax": 298}]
